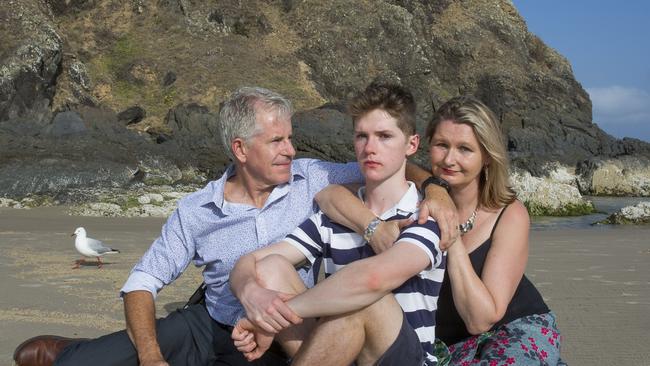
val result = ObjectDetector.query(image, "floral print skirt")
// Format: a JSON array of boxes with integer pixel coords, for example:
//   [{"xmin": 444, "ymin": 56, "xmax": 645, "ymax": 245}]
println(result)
[{"xmin": 434, "ymin": 312, "xmax": 566, "ymax": 366}]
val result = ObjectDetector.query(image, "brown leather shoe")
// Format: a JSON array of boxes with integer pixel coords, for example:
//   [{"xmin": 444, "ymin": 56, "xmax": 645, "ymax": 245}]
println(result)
[{"xmin": 13, "ymin": 335, "xmax": 86, "ymax": 366}]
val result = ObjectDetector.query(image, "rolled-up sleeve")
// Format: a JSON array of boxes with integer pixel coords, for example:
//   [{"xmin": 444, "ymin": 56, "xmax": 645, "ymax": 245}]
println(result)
[
  {"xmin": 120, "ymin": 208, "xmax": 195, "ymax": 297},
  {"xmin": 120, "ymin": 270, "xmax": 165, "ymax": 298}
]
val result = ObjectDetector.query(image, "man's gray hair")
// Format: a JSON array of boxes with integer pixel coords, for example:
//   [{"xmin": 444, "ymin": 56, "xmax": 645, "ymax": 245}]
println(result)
[{"xmin": 218, "ymin": 86, "xmax": 293, "ymax": 160}]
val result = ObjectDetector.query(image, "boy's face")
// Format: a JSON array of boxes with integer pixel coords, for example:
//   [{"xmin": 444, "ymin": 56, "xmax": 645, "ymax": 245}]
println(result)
[{"xmin": 353, "ymin": 109, "xmax": 419, "ymax": 184}]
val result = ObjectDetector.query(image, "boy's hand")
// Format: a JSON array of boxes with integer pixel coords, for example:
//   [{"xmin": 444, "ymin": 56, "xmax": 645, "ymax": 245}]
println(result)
[{"xmin": 240, "ymin": 284, "xmax": 302, "ymax": 333}]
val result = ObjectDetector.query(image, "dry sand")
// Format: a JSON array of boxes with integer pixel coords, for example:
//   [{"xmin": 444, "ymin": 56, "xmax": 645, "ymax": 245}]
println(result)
[{"xmin": 1, "ymin": 207, "xmax": 649, "ymax": 365}]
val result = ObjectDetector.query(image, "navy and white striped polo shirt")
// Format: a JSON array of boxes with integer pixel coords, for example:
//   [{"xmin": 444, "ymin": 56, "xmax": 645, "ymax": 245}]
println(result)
[{"xmin": 285, "ymin": 183, "xmax": 446, "ymax": 365}]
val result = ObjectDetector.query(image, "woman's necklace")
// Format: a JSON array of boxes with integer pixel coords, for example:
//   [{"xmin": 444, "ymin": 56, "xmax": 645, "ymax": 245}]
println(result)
[{"xmin": 458, "ymin": 209, "xmax": 478, "ymax": 235}]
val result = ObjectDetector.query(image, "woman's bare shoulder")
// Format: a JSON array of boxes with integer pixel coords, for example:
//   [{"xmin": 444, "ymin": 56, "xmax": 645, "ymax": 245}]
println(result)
[
  {"xmin": 491, "ymin": 200, "xmax": 530, "ymax": 248},
  {"xmin": 501, "ymin": 200, "xmax": 529, "ymax": 225}
]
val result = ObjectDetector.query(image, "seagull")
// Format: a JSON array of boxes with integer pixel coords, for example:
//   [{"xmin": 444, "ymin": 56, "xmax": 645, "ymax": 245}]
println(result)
[{"xmin": 71, "ymin": 227, "xmax": 120, "ymax": 269}]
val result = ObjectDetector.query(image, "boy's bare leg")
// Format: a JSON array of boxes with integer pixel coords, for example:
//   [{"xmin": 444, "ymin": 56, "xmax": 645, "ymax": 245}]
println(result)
[
  {"xmin": 255, "ymin": 255, "xmax": 406, "ymax": 365},
  {"xmin": 254, "ymin": 255, "xmax": 316, "ymax": 356},
  {"xmin": 292, "ymin": 293, "xmax": 404, "ymax": 366}
]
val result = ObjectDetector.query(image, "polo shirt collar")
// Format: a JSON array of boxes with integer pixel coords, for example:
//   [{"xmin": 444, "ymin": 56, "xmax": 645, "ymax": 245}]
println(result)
[{"xmin": 357, "ymin": 181, "xmax": 420, "ymax": 220}]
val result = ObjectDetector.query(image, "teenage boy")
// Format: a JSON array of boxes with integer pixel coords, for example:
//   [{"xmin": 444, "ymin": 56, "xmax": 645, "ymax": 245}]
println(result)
[{"xmin": 229, "ymin": 83, "xmax": 446, "ymax": 365}]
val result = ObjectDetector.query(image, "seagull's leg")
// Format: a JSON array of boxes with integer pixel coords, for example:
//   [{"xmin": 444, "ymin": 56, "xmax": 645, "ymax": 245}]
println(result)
[{"xmin": 97, "ymin": 256, "xmax": 103, "ymax": 269}]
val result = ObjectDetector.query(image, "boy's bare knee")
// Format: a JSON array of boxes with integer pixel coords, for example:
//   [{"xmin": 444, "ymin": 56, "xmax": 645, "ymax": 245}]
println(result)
[
  {"xmin": 257, "ymin": 254, "xmax": 294, "ymax": 275},
  {"xmin": 257, "ymin": 254, "xmax": 293, "ymax": 284},
  {"xmin": 256, "ymin": 254, "xmax": 306, "ymax": 293},
  {"xmin": 362, "ymin": 293, "xmax": 402, "ymax": 319}
]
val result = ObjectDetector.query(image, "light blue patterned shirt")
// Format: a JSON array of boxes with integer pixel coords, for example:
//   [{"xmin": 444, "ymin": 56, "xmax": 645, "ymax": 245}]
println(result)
[{"xmin": 120, "ymin": 158, "xmax": 362, "ymax": 325}]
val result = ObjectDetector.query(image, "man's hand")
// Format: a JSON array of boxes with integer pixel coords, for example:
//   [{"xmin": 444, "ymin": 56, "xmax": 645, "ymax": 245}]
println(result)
[
  {"xmin": 124, "ymin": 291, "xmax": 170, "ymax": 366},
  {"xmin": 240, "ymin": 283, "xmax": 302, "ymax": 333},
  {"xmin": 232, "ymin": 318, "xmax": 275, "ymax": 361},
  {"xmin": 368, "ymin": 219, "xmax": 413, "ymax": 253},
  {"xmin": 140, "ymin": 361, "xmax": 170, "ymax": 366},
  {"xmin": 418, "ymin": 184, "xmax": 459, "ymax": 250},
  {"xmin": 137, "ymin": 349, "xmax": 169, "ymax": 366}
]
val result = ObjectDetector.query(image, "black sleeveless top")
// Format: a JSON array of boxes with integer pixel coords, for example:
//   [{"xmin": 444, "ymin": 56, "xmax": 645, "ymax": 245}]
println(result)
[{"xmin": 435, "ymin": 205, "xmax": 550, "ymax": 345}]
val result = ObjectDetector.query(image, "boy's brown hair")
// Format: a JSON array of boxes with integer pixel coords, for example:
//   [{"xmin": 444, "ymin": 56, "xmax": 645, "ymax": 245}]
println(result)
[{"xmin": 348, "ymin": 82, "xmax": 417, "ymax": 136}]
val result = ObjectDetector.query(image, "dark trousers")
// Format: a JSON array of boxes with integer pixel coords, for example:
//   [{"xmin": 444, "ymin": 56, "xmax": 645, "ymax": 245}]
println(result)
[{"xmin": 54, "ymin": 304, "xmax": 288, "ymax": 366}]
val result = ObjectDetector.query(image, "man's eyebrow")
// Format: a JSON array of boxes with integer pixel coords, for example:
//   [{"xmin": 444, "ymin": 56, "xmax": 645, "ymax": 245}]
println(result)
[{"xmin": 270, "ymin": 134, "xmax": 289, "ymax": 140}]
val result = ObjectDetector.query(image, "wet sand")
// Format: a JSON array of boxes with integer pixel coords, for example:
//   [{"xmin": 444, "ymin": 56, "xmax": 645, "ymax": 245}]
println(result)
[{"xmin": 1, "ymin": 207, "xmax": 649, "ymax": 365}]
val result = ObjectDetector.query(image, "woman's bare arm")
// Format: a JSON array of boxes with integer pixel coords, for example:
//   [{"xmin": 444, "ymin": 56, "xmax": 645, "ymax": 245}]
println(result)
[{"xmin": 446, "ymin": 201, "xmax": 530, "ymax": 334}]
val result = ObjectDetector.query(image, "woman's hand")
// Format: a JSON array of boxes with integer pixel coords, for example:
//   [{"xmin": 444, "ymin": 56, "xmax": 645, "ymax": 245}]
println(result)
[
  {"xmin": 418, "ymin": 184, "xmax": 459, "ymax": 250},
  {"xmin": 368, "ymin": 219, "xmax": 413, "ymax": 253}
]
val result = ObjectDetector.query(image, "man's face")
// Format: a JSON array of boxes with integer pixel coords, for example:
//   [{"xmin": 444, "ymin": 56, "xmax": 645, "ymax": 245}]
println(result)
[
  {"xmin": 241, "ymin": 105, "xmax": 296, "ymax": 187},
  {"xmin": 353, "ymin": 109, "xmax": 418, "ymax": 184}
]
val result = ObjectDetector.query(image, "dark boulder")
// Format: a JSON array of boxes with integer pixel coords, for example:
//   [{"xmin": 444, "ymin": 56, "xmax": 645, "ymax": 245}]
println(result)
[
  {"xmin": 293, "ymin": 107, "xmax": 355, "ymax": 163},
  {"xmin": 118, "ymin": 106, "xmax": 146, "ymax": 125},
  {"xmin": 162, "ymin": 71, "xmax": 177, "ymax": 87},
  {"xmin": 46, "ymin": 0, "xmax": 96, "ymax": 15},
  {"xmin": 160, "ymin": 103, "xmax": 228, "ymax": 175}
]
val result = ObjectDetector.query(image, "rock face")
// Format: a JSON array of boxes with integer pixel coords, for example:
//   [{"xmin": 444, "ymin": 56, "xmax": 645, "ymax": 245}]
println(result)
[
  {"xmin": 577, "ymin": 157, "xmax": 650, "ymax": 196},
  {"xmin": 1, "ymin": 0, "xmax": 649, "ymax": 203},
  {"xmin": 0, "ymin": 1, "xmax": 62, "ymax": 124},
  {"xmin": 510, "ymin": 169, "xmax": 594, "ymax": 216}
]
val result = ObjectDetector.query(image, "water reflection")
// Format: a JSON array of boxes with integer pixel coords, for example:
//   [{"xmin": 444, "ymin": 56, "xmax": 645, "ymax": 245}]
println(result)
[{"xmin": 530, "ymin": 196, "xmax": 648, "ymax": 230}]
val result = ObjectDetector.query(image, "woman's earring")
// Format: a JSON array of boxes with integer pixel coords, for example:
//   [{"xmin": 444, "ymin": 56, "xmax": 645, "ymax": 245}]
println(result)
[{"xmin": 484, "ymin": 166, "xmax": 489, "ymax": 181}]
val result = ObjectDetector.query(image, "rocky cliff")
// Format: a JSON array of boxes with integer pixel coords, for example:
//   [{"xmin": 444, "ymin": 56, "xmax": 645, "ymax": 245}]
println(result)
[{"xmin": 1, "ymin": 0, "xmax": 649, "ymax": 201}]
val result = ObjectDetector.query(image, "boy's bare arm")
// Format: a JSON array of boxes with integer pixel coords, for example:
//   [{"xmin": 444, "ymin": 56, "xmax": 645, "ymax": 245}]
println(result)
[{"xmin": 285, "ymin": 242, "xmax": 431, "ymax": 318}]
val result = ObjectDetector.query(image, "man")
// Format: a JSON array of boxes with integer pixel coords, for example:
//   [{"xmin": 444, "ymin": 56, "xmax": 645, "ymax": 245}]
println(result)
[
  {"xmin": 14, "ymin": 86, "xmax": 456, "ymax": 366},
  {"xmin": 230, "ymin": 83, "xmax": 445, "ymax": 365}
]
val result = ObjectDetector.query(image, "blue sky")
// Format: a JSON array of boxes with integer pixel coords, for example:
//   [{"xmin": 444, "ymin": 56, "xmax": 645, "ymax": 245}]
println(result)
[{"xmin": 512, "ymin": 0, "xmax": 650, "ymax": 142}]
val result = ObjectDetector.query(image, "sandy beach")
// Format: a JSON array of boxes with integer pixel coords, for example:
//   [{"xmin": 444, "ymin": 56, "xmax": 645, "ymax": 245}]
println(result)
[{"xmin": 1, "ymin": 206, "xmax": 648, "ymax": 366}]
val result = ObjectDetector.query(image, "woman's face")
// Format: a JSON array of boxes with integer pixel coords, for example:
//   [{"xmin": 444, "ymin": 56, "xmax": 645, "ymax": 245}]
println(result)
[{"xmin": 429, "ymin": 119, "xmax": 487, "ymax": 189}]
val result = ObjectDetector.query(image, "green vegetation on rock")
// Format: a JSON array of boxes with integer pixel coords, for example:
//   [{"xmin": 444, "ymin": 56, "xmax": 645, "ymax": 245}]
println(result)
[
  {"xmin": 117, "ymin": 196, "xmax": 141, "ymax": 210},
  {"xmin": 89, "ymin": 33, "xmax": 178, "ymax": 117},
  {"xmin": 524, "ymin": 200, "xmax": 596, "ymax": 217}
]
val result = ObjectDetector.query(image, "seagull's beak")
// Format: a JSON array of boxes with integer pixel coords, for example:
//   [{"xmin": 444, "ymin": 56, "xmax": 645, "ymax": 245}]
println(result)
[{"xmin": 71, "ymin": 233, "xmax": 75, "ymax": 237}]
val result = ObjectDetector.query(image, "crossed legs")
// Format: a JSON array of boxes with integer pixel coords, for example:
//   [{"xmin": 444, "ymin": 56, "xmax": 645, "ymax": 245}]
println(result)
[{"xmin": 253, "ymin": 255, "xmax": 405, "ymax": 366}]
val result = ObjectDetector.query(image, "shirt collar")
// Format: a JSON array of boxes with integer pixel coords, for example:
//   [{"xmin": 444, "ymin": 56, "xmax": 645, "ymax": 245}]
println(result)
[
  {"xmin": 207, "ymin": 162, "xmax": 307, "ymax": 211},
  {"xmin": 356, "ymin": 181, "xmax": 421, "ymax": 220}
]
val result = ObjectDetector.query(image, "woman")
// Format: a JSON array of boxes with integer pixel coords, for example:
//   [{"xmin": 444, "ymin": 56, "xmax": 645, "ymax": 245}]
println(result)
[{"xmin": 315, "ymin": 96, "xmax": 563, "ymax": 365}]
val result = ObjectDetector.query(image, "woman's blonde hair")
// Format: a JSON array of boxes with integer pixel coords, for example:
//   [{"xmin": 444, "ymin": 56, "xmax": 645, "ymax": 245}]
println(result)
[{"xmin": 425, "ymin": 96, "xmax": 516, "ymax": 209}]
